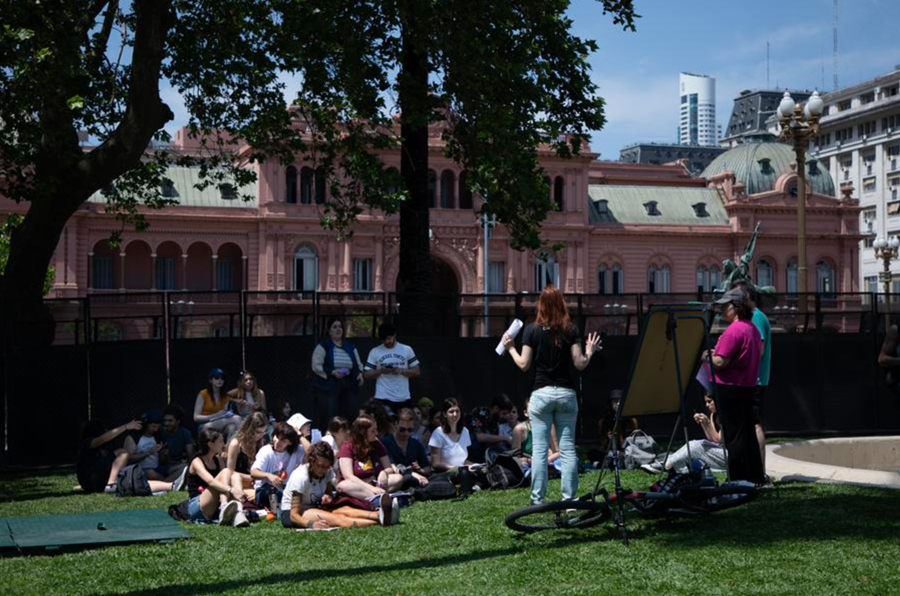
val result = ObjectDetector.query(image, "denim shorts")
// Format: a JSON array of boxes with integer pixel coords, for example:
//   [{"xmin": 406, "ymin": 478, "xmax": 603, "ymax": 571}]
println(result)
[{"xmin": 187, "ymin": 495, "xmax": 213, "ymax": 523}]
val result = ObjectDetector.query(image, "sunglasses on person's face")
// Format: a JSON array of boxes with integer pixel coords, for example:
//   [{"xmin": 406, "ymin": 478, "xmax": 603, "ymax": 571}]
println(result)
[{"xmin": 398, "ymin": 426, "xmax": 413, "ymax": 433}]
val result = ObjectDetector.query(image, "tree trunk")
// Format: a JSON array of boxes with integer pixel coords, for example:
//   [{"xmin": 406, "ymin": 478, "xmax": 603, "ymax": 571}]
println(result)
[{"xmin": 397, "ymin": 5, "xmax": 433, "ymax": 336}]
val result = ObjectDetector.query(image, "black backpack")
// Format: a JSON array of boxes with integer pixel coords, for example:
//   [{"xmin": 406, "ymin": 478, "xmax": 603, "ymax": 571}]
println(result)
[
  {"xmin": 412, "ymin": 473, "xmax": 458, "ymax": 501},
  {"xmin": 116, "ymin": 464, "xmax": 152, "ymax": 497},
  {"xmin": 486, "ymin": 452, "xmax": 527, "ymax": 490}
]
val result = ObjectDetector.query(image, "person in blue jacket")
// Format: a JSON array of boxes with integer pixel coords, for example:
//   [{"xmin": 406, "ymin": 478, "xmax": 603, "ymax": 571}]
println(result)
[{"xmin": 311, "ymin": 318, "xmax": 364, "ymax": 429}]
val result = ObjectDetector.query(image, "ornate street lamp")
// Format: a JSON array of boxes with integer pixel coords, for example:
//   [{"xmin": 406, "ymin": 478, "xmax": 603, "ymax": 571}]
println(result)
[
  {"xmin": 777, "ymin": 91, "xmax": 824, "ymax": 314},
  {"xmin": 874, "ymin": 235, "xmax": 900, "ymax": 329}
]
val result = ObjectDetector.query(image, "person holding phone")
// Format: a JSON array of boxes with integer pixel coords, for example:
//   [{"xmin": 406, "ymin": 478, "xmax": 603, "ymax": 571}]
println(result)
[
  {"xmin": 503, "ymin": 285, "xmax": 600, "ymax": 506},
  {"xmin": 311, "ymin": 318, "xmax": 364, "ymax": 429},
  {"xmin": 364, "ymin": 323, "xmax": 420, "ymax": 413}
]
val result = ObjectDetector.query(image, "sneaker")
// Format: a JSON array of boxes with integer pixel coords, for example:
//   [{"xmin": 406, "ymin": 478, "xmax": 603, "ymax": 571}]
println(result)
[
  {"xmin": 378, "ymin": 493, "xmax": 393, "ymax": 526},
  {"xmin": 104, "ymin": 483, "xmax": 117, "ymax": 494},
  {"xmin": 171, "ymin": 466, "xmax": 188, "ymax": 492},
  {"xmin": 390, "ymin": 497, "xmax": 400, "ymax": 525},
  {"xmin": 640, "ymin": 462, "xmax": 663, "ymax": 475},
  {"xmin": 233, "ymin": 510, "xmax": 250, "ymax": 528},
  {"xmin": 218, "ymin": 500, "xmax": 239, "ymax": 526}
]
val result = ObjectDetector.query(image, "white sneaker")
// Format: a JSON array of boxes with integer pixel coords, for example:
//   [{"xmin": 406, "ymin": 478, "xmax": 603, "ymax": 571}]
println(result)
[
  {"xmin": 390, "ymin": 497, "xmax": 400, "ymax": 525},
  {"xmin": 233, "ymin": 509, "xmax": 250, "ymax": 528},
  {"xmin": 218, "ymin": 500, "xmax": 239, "ymax": 526},
  {"xmin": 640, "ymin": 462, "xmax": 663, "ymax": 475}
]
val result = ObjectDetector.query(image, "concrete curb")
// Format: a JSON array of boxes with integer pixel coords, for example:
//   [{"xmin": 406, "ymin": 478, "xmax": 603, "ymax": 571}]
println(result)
[{"xmin": 767, "ymin": 437, "xmax": 900, "ymax": 489}]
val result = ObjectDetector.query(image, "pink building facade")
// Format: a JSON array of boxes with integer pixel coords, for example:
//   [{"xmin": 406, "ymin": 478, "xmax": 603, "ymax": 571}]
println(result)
[{"xmin": 2, "ymin": 129, "xmax": 862, "ymax": 320}]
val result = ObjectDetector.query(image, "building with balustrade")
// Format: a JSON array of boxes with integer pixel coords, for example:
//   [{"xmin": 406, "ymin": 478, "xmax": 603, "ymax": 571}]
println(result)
[{"xmin": 0, "ymin": 124, "xmax": 863, "ymax": 339}]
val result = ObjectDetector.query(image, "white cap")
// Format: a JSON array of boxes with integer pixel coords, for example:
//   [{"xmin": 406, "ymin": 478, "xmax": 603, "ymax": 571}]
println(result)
[{"xmin": 286, "ymin": 413, "xmax": 312, "ymax": 432}]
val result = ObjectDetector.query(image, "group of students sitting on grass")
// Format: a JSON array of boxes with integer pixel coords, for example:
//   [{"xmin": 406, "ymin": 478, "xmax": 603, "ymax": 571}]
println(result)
[{"xmin": 78, "ymin": 368, "xmax": 557, "ymax": 530}]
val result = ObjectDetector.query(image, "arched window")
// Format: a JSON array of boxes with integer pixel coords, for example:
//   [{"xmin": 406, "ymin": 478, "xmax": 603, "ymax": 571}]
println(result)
[
  {"xmin": 786, "ymin": 259, "xmax": 798, "ymax": 294},
  {"xmin": 300, "ymin": 167, "xmax": 313, "ymax": 204},
  {"xmin": 598, "ymin": 264, "xmax": 608, "ymax": 294},
  {"xmin": 459, "ymin": 171, "xmax": 473, "ymax": 209},
  {"xmin": 660, "ymin": 264, "xmax": 671, "ymax": 293},
  {"xmin": 314, "ymin": 167, "xmax": 326, "ymax": 204},
  {"xmin": 294, "ymin": 245, "xmax": 319, "ymax": 291},
  {"xmin": 385, "ymin": 167, "xmax": 400, "ymax": 194},
  {"xmin": 440, "ymin": 170, "xmax": 455, "ymax": 208},
  {"xmin": 696, "ymin": 266, "xmax": 708, "ymax": 292},
  {"xmin": 285, "ymin": 166, "xmax": 298, "ymax": 204},
  {"xmin": 709, "ymin": 265, "xmax": 721, "ymax": 291},
  {"xmin": 534, "ymin": 251, "xmax": 559, "ymax": 291},
  {"xmin": 427, "ymin": 169, "xmax": 437, "ymax": 208},
  {"xmin": 612, "ymin": 264, "xmax": 623, "ymax": 295},
  {"xmin": 553, "ymin": 176, "xmax": 564, "ymax": 211},
  {"xmin": 756, "ymin": 259, "xmax": 774, "ymax": 288},
  {"xmin": 817, "ymin": 260, "xmax": 835, "ymax": 296}
]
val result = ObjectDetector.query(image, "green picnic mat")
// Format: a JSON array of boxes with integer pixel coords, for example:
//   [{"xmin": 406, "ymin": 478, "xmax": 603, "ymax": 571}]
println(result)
[{"xmin": 0, "ymin": 509, "xmax": 189, "ymax": 553}]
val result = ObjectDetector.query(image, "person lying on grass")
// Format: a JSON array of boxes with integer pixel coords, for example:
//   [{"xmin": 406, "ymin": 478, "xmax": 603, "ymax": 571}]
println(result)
[
  {"xmin": 336, "ymin": 415, "xmax": 427, "ymax": 502},
  {"xmin": 185, "ymin": 428, "xmax": 250, "ymax": 527},
  {"xmin": 251, "ymin": 422, "xmax": 303, "ymax": 510},
  {"xmin": 282, "ymin": 442, "xmax": 395, "ymax": 529}
]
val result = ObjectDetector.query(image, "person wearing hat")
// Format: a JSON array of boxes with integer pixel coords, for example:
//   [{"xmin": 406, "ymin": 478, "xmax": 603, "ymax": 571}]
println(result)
[
  {"xmin": 703, "ymin": 288, "xmax": 765, "ymax": 484},
  {"xmin": 287, "ymin": 412, "xmax": 323, "ymax": 453},
  {"xmin": 193, "ymin": 367, "xmax": 240, "ymax": 441}
]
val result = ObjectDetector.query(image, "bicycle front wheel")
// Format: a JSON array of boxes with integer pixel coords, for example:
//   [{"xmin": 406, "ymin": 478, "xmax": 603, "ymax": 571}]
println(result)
[{"xmin": 505, "ymin": 499, "xmax": 610, "ymax": 533}]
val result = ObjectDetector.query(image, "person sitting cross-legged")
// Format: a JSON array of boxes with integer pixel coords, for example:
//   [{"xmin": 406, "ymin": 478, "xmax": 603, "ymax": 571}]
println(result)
[
  {"xmin": 282, "ymin": 442, "xmax": 390, "ymax": 529},
  {"xmin": 382, "ymin": 408, "xmax": 432, "ymax": 480},
  {"xmin": 641, "ymin": 393, "xmax": 726, "ymax": 475},
  {"xmin": 335, "ymin": 415, "xmax": 424, "ymax": 509},
  {"xmin": 251, "ymin": 422, "xmax": 304, "ymax": 511}
]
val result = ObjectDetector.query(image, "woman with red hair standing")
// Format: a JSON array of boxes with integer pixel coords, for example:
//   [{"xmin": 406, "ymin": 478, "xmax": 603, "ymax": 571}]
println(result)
[{"xmin": 503, "ymin": 285, "xmax": 600, "ymax": 505}]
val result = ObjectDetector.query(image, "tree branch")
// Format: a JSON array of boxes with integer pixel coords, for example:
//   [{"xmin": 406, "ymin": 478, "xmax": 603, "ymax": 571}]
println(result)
[
  {"xmin": 79, "ymin": 0, "xmax": 174, "ymax": 198},
  {"xmin": 89, "ymin": 0, "xmax": 119, "ymax": 72}
]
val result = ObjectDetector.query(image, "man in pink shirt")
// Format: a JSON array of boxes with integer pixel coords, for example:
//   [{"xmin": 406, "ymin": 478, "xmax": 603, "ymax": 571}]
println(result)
[{"xmin": 703, "ymin": 288, "xmax": 765, "ymax": 484}]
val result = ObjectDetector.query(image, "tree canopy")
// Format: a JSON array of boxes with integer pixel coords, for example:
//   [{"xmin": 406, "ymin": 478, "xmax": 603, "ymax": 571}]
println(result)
[{"xmin": 0, "ymin": 0, "xmax": 637, "ymax": 343}]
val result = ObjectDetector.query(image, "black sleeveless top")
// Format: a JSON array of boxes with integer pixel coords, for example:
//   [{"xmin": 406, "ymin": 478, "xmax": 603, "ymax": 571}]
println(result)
[{"xmin": 187, "ymin": 455, "xmax": 223, "ymax": 498}]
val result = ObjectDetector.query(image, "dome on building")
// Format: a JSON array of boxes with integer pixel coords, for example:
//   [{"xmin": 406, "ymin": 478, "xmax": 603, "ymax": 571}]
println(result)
[{"xmin": 701, "ymin": 134, "xmax": 835, "ymax": 196}]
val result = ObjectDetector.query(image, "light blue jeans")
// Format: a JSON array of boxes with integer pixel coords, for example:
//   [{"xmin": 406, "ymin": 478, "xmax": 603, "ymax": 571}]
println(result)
[{"xmin": 529, "ymin": 386, "xmax": 578, "ymax": 505}]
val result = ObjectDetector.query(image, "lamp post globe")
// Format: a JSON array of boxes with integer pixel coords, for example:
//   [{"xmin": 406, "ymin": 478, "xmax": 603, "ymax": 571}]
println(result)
[{"xmin": 778, "ymin": 92, "xmax": 796, "ymax": 119}]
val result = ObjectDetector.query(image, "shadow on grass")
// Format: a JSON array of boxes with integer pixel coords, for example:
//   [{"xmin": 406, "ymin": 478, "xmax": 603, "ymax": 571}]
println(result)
[
  {"xmin": 0, "ymin": 469, "xmax": 84, "ymax": 504},
  {"xmin": 101, "ymin": 533, "xmax": 610, "ymax": 596},
  {"xmin": 641, "ymin": 483, "xmax": 900, "ymax": 547}
]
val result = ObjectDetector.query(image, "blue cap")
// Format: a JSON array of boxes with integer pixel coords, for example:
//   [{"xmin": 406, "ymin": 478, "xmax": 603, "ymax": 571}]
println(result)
[
  {"xmin": 208, "ymin": 368, "xmax": 225, "ymax": 379},
  {"xmin": 142, "ymin": 409, "xmax": 163, "ymax": 424}
]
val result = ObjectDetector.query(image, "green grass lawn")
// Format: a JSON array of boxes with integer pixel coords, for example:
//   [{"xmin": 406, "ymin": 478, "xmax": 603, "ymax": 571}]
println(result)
[{"xmin": 1, "ymin": 470, "xmax": 899, "ymax": 595}]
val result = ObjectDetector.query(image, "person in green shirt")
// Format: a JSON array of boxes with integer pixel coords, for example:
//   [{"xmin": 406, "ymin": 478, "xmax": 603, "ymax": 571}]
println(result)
[{"xmin": 732, "ymin": 281, "xmax": 771, "ymax": 478}]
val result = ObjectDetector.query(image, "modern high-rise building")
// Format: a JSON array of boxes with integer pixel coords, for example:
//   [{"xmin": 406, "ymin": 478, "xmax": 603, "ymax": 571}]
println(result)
[{"xmin": 679, "ymin": 72, "xmax": 717, "ymax": 146}]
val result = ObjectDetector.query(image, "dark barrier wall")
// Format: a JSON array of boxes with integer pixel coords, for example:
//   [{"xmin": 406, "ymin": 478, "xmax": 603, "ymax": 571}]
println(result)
[{"xmin": 2, "ymin": 332, "xmax": 900, "ymax": 467}]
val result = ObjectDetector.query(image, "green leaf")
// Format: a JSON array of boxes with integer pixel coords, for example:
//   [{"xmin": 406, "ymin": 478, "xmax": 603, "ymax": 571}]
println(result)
[{"xmin": 67, "ymin": 95, "xmax": 84, "ymax": 110}]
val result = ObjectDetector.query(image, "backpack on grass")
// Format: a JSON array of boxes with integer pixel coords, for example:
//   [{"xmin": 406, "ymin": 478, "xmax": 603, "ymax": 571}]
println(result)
[
  {"xmin": 116, "ymin": 464, "xmax": 152, "ymax": 497},
  {"xmin": 486, "ymin": 452, "xmax": 527, "ymax": 490},
  {"xmin": 412, "ymin": 473, "xmax": 458, "ymax": 501},
  {"xmin": 622, "ymin": 430, "xmax": 658, "ymax": 470}
]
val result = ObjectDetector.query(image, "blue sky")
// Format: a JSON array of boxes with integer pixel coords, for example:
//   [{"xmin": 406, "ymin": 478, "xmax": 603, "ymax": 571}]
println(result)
[
  {"xmin": 162, "ymin": 0, "xmax": 900, "ymax": 161},
  {"xmin": 574, "ymin": 0, "xmax": 900, "ymax": 158}
]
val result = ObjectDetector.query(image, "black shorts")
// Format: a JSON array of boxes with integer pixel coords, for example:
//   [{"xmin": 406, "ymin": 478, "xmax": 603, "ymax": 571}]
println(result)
[
  {"xmin": 78, "ymin": 452, "xmax": 116, "ymax": 493},
  {"xmin": 752, "ymin": 385, "xmax": 767, "ymax": 426}
]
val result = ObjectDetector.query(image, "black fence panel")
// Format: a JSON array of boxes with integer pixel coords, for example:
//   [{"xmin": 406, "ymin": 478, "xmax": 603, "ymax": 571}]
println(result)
[
  {"xmin": 5, "ymin": 346, "xmax": 89, "ymax": 466},
  {"xmin": 89, "ymin": 341, "xmax": 168, "ymax": 424},
  {"xmin": 169, "ymin": 338, "xmax": 242, "ymax": 426},
  {"xmin": 244, "ymin": 336, "xmax": 317, "ymax": 418}
]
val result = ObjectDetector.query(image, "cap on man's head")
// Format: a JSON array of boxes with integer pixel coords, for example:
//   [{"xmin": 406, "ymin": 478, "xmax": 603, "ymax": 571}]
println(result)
[
  {"xmin": 142, "ymin": 409, "xmax": 163, "ymax": 424},
  {"xmin": 608, "ymin": 389, "xmax": 624, "ymax": 401},
  {"xmin": 417, "ymin": 397, "xmax": 434, "ymax": 409},
  {"xmin": 714, "ymin": 288, "xmax": 747, "ymax": 306},
  {"xmin": 208, "ymin": 367, "xmax": 225, "ymax": 379}
]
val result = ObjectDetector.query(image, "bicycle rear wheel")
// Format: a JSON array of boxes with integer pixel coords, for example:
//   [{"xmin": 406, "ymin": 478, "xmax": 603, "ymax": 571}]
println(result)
[
  {"xmin": 505, "ymin": 499, "xmax": 610, "ymax": 533},
  {"xmin": 693, "ymin": 481, "xmax": 756, "ymax": 513}
]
